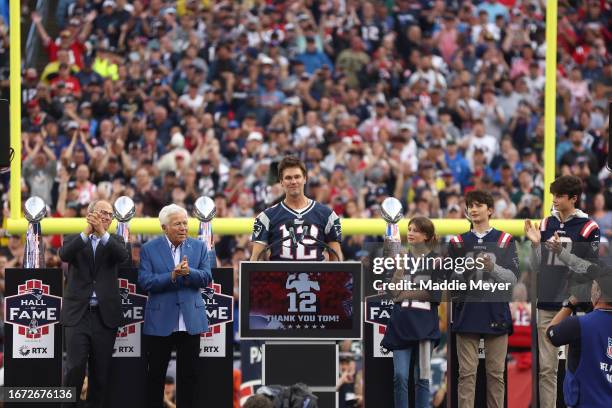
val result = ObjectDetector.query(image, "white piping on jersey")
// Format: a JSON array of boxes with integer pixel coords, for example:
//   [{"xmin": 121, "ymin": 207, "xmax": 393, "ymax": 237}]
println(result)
[
  {"xmin": 325, "ymin": 211, "xmax": 339, "ymax": 234},
  {"xmin": 256, "ymin": 211, "xmax": 271, "ymax": 231},
  {"xmin": 281, "ymin": 199, "xmax": 315, "ymax": 216},
  {"xmin": 580, "ymin": 220, "xmax": 598, "ymax": 239},
  {"xmin": 498, "ymin": 232, "xmax": 512, "ymax": 248}
]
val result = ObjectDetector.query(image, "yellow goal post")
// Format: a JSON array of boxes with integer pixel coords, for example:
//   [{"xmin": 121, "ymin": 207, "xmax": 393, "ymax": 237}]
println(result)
[{"xmin": 5, "ymin": 3, "xmax": 558, "ymax": 237}]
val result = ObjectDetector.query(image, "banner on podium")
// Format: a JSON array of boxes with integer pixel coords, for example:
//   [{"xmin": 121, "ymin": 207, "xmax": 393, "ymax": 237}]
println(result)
[
  {"xmin": 113, "ymin": 278, "xmax": 147, "ymax": 357},
  {"xmin": 239, "ymin": 261, "xmax": 362, "ymax": 340},
  {"xmin": 200, "ymin": 280, "xmax": 234, "ymax": 357},
  {"xmin": 4, "ymin": 279, "xmax": 62, "ymax": 359},
  {"xmin": 364, "ymin": 294, "xmax": 393, "ymax": 358}
]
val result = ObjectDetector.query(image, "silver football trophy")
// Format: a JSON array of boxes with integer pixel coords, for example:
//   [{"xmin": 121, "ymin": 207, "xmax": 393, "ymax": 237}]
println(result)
[
  {"xmin": 381, "ymin": 197, "xmax": 403, "ymax": 242},
  {"xmin": 113, "ymin": 196, "xmax": 136, "ymax": 245},
  {"xmin": 23, "ymin": 196, "xmax": 47, "ymax": 268},
  {"xmin": 194, "ymin": 196, "xmax": 216, "ymax": 251}
]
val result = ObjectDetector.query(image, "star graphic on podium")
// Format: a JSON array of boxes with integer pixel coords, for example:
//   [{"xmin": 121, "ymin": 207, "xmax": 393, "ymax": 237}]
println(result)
[
  {"xmin": 287, "ymin": 324, "xmax": 292, "ymax": 329},
  {"xmin": 304, "ymin": 324, "xmax": 309, "ymax": 329},
  {"xmin": 312, "ymin": 325, "xmax": 317, "ymax": 329},
  {"xmin": 320, "ymin": 324, "xmax": 326, "ymax": 329},
  {"xmin": 296, "ymin": 324, "xmax": 301, "ymax": 329}
]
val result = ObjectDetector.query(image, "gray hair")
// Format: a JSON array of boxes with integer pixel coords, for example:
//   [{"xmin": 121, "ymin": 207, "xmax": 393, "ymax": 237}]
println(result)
[
  {"xmin": 87, "ymin": 199, "xmax": 110, "ymax": 213},
  {"xmin": 159, "ymin": 204, "xmax": 188, "ymax": 226}
]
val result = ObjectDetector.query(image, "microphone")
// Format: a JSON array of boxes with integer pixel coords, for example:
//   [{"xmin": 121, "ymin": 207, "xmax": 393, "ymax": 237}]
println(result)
[
  {"xmin": 302, "ymin": 223, "xmax": 311, "ymax": 240},
  {"xmin": 285, "ymin": 220, "xmax": 299, "ymax": 247}
]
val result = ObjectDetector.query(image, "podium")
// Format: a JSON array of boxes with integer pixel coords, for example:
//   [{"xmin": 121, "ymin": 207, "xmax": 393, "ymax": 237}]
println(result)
[
  {"xmin": 239, "ymin": 261, "xmax": 362, "ymax": 408},
  {"xmin": 3, "ymin": 268, "xmax": 63, "ymax": 408}
]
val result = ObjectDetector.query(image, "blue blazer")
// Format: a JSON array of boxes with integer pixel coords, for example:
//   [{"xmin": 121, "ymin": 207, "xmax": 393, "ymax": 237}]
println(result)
[{"xmin": 138, "ymin": 236, "xmax": 212, "ymax": 336}]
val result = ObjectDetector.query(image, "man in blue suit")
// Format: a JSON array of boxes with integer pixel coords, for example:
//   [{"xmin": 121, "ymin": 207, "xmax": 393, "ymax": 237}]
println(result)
[{"xmin": 139, "ymin": 204, "xmax": 212, "ymax": 408}]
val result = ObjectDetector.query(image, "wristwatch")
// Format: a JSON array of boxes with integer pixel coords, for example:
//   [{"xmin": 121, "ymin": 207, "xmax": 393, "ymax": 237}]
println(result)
[{"xmin": 562, "ymin": 299, "xmax": 577, "ymax": 313}]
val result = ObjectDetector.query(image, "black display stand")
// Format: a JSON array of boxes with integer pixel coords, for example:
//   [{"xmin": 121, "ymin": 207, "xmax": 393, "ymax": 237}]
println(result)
[
  {"xmin": 363, "ymin": 289, "xmax": 395, "ymax": 408},
  {"xmin": 192, "ymin": 267, "xmax": 234, "ymax": 407},
  {"xmin": 106, "ymin": 267, "xmax": 147, "ymax": 408},
  {"xmin": 263, "ymin": 342, "xmax": 338, "ymax": 408},
  {"xmin": 239, "ymin": 261, "xmax": 362, "ymax": 408},
  {"xmin": 4, "ymin": 268, "xmax": 63, "ymax": 408}
]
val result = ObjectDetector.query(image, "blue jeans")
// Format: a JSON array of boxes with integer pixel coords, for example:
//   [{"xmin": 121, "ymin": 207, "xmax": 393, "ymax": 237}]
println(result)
[{"xmin": 393, "ymin": 345, "xmax": 431, "ymax": 408}]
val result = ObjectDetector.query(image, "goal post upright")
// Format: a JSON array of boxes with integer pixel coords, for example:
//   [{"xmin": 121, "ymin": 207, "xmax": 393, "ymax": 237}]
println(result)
[
  {"xmin": 543, "ymin": 1, "xmax": 558, "ymax": 217},
  {"xmin": 9, "ymin": 0, "xmax": 22, "ymax": 220}
]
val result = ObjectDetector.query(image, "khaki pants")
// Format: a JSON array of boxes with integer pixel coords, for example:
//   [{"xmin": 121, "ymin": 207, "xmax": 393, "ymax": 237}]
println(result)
[
  {"xmin": 537, "ymin": 309, "xmax": 559, "ymax": 408},
  {"xmin": 457, "ymin": 333, "xmax": 507, "ymax": 408}
]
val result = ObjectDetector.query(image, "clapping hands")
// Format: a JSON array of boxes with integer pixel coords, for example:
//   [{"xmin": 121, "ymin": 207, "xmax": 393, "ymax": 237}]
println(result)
[
  {"xmin": 544, "ymin": 232, "xmax": 563, "ymax": 255},
  {"xmin": 172, "ymin": 256, "xmax": 190, "ymax": 282},
  {"xmin": 524, "ymin": 220, "xmax": 541, "ymax": 245},
  {"xmin": 84, "ymin": 212, "xmax": 105, "ymax": 236}
]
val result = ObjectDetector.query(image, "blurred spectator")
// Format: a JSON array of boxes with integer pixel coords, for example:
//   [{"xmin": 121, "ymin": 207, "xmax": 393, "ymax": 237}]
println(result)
[
  {"xmin": 23, "ymin": 132, "xmax": 57, "ymax": 205},
  {"xmin": 243, "ymin": 395, "xmax": 273, "ymax": 408},
  {"xmin": 592, "ymin": 193, "xmax": 612, "ymax": 240},
  {"xmin": 0, "ymin": 236, "xmax": 24, "ymax": 268},
  {"xmin": 157, "ymin": 132, "xmax": 191, "ymax": 176},
  {"xmin": 163, "ymin": 376, "xmax": 176, "ymax": 408},
  {"xmin": 337, "ymin": 354, "xmax": 361, "ymax": 408}
]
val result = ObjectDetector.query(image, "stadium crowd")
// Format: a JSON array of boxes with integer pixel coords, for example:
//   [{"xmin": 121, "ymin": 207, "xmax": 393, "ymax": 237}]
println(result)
[{"xmin": 0, "ymin": 0, "xmax": 610, "ymax": 406}]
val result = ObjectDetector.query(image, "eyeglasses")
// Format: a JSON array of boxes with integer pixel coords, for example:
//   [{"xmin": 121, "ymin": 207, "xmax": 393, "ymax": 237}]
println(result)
[{"xmin": 96, "ymin": 210, "xmax": 114, "ymax": 219}]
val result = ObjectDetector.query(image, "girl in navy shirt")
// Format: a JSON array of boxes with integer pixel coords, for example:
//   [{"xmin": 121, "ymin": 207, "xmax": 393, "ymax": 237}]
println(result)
[{"xmin": 382, "ymin": 216, "xmax": 443, "ymax": 408}]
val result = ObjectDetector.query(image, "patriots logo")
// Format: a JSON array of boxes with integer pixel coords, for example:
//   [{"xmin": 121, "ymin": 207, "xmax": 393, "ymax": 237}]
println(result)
[
  {"xmin": 253, "ymin": 222, "xmax": 263, "ymax": 238},
  {"xmin": 607, "ymin": 337, "xmax": 612, "ymax": 360},
  {"xmin": 120, "ymin": 288, "xmax": 130, "ymax": 301},
  {"xmin": 30, "ymin": 288, "xmax": 44, "ymax": 301},
  {"xmin": 591, "ymin": 241, "xmax": 599, "ymax": 254},
  {"xmin": 202, "ymin": 286, "xmax": 215, "ymax": 300}
]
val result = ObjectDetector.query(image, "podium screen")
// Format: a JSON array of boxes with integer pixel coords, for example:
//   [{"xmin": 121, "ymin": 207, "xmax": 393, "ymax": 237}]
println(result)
[{"xmin": 239, "ymin": 262, "xmax": 362, "ymax": 340}]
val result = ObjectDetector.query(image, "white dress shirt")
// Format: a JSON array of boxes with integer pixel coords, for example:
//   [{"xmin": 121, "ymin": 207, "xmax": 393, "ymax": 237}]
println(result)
[{"xmin": 166, "ymin": 236, "xmax": 187, "ymax": 332}]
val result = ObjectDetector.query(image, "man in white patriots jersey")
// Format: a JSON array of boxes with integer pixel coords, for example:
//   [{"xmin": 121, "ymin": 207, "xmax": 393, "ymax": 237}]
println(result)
[
  {"xmin": 524, "ymin": 175, "xmax": 600, "ymax": 408},
  {"xmin": 250, "ymin": 156, "xmax": 343, "ymax": 262}
]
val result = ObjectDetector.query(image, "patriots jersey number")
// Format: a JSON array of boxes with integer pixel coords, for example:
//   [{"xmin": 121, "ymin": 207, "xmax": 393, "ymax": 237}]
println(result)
[
  {"xmin": 279, "ymin": 225, "xmax": 320, "ymax": 260},
  {"xmin": 287, "ymin": 292, "xmax": 317, "ymax": 313},
  {"xmin": 546, "ymin": 236, "xmax": 572, "ymax": 266},
  {"xmin": 361, "ymin": 25, "xmax": 380, "ymax": 42}
]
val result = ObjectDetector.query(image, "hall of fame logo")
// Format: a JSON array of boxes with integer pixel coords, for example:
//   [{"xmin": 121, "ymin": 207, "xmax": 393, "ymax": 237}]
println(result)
[
  {"xmin": 200, "ymin": 281, "xmax": 234, "ymax": 357},
  {"xmin": 364, "ymin": 294, "xmax": 394, "ymax": 358},
  {"xmin": 116, "ymin": 278, "xmax": 147, "ymax": 338},
  {"xmin": 5, "ymin": 279, "xmax": 61, "ymax": 338},
  {"xmin": 4, "ymin": 279, "xmax": 62, "ymax": 358},
  {"xmin": 113, "ymin": 278, "xmax": 147, "ymax": 357}
]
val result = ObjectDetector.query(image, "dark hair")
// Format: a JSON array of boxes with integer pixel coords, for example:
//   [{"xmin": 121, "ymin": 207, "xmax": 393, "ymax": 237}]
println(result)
[
  {"xmin": 243, "ymin": 395, "xmax": 273, "ymax": 408},
  {"xmin": 277, "ymin": 156, "xmax": 307, "ymax": 181},
  {"xmin": 550, "ymin": 175, "xmax": 582, "ymax": 203},
  {"xmin": 408, "ymin": 216, "xmax": 438, "ymax": 250},
  {"xmin": 465, "ymin": 190, "xmax": 494, "ymax": 209}
]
